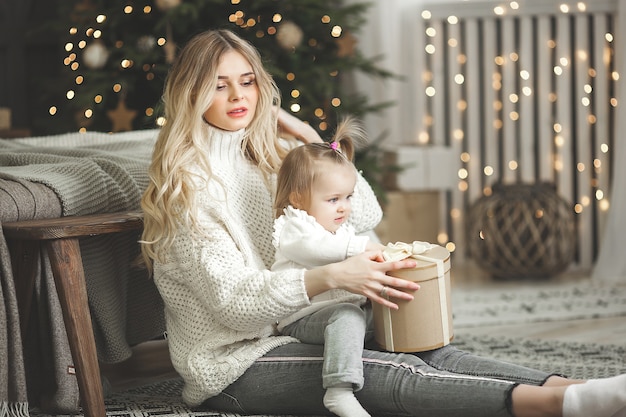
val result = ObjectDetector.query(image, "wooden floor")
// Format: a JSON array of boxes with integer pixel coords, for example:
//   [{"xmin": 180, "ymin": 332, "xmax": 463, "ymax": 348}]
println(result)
[
  {"xmin": 100, "ymin": 338, "xmax": 178, "ymax": 393},
  {"xmin": 101, "ymin": 260, "xmax": 626, "ymax": 393}
]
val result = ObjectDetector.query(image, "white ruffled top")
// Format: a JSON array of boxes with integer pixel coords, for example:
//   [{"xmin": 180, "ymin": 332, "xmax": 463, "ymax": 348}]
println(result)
[{"xmin": 272, "ymin": 205, "xmax": 369, "ymax": 330}]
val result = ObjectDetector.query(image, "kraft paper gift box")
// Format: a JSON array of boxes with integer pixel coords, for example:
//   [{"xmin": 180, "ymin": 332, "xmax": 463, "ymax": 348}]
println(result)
[{"xmin": 372, "ymin": 241, "xmax": 453, "ymax": 352}]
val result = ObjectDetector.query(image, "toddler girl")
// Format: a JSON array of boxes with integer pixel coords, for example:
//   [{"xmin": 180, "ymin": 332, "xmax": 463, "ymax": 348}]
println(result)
[{"xmin": 272, "ymin": 118, "xmax": 384, "ymax": 417}]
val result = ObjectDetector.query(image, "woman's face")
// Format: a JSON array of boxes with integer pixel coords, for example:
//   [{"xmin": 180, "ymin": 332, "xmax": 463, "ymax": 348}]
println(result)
[{"xmin": 203, "ymin": 50, "xmax": 259, "ymax": 131}]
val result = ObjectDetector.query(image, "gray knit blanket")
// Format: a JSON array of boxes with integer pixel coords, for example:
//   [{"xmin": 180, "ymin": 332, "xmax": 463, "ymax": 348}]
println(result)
[{"xmin": 0, "ymin": 130, "xmax": 166, "ymax": 416}]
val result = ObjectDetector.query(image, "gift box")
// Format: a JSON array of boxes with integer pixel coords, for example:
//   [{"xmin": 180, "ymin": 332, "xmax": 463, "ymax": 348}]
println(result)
[{"xmin": 373, "ymin": 242, "xmax": 453, "ymax": 352}]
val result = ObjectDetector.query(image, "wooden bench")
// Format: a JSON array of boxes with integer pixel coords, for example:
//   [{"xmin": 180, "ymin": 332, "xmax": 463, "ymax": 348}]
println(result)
[{"xmin": 3, "ymin": 211, "xmax": 144, "ymax": 417}]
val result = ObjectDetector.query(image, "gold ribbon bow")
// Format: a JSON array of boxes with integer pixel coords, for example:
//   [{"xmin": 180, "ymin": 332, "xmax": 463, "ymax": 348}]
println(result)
[{"xmin": 382, "ymin": 241, "xmax": 436, "ymax": 262}]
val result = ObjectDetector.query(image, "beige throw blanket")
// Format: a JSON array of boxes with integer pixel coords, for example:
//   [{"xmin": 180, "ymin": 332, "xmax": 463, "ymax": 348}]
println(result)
[{"xmin": 0, "ymin": 130, "xmax": 166, "ymax": 416}]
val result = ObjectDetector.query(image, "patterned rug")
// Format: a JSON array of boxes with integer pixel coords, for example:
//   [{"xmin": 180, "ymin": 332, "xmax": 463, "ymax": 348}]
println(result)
[
  {"xmin": 453, "ymin": 334, "xmax": 626, "ymax": 379},
  {"xmin": 29, "ymin": 334, "xmax": 626, "ymax": 417},
  {"xmin": 452, "ymin": 279, "xmax": 626, "ymax": 328}
]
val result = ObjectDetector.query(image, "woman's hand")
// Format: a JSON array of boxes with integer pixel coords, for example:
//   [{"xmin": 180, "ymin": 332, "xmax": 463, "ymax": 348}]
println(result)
[
  {"xmin": 304, "ymin": 251, "xmax": 420, "ymax": 310},
  {"xmin": 276, "ymin": 107, "xmax": 323, "ymax": 144}
]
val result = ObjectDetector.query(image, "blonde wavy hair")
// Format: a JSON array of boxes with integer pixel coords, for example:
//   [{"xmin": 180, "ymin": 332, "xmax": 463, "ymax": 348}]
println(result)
[
  {"xmin": 274, "ymin": 117, "xmax": 366, "ymax": 218},
  {"xmin": 141, "ymin": 29, "xmax": 287, "ymax": 267}
]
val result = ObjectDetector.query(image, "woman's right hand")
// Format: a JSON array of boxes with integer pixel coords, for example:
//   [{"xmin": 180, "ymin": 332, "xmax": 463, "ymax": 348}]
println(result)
[
  {"xmin": 276, "ymin": 107, "xmax": 323, "ymax": 144},
  {"xmin": 304, "ymin": 252, "xmax": 420, "ymax": 310}
]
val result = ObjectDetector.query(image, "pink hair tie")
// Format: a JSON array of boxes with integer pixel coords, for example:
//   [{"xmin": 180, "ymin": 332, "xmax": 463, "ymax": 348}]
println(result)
[{"xmin": 330, "ymin": 141, "xmax": 340, "ymax": 151}]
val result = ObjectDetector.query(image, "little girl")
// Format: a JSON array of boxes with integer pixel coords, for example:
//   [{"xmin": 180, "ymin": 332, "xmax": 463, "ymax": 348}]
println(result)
[{"xmin": 272, "ymin": 118, "xmax": 385, "ymax": 417}]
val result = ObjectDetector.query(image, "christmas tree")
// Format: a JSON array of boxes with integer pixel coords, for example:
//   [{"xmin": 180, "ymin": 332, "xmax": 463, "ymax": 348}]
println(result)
[
  {"xmin": 32, "ymin": 0, "xmax": 397, "ymax": 199},
  {"xmin": 35, "ymin": 0, "xmax": 395, "ymax": 137}
]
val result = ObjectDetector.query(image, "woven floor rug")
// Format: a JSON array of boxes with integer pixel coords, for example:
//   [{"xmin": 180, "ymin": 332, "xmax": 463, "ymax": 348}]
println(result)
[
  {"xmin": 451, "ymin": 279, "xmax": 626, "ymax": 328},
  {"xmin": 30, "ymin": 334, "xmax": 626, "ymax": 417}
]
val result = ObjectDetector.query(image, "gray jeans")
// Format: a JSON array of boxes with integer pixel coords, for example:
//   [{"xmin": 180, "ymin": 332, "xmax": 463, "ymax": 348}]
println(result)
[{"xmin": 204, "ymin": 305, "xmax": 553, "ymax": 417}]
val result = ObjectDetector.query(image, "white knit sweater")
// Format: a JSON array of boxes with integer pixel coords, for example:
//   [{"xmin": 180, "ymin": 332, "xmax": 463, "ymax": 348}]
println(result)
[{"xmin": 152, "ymin": 125, "xmax": 383, "ymax": 406}]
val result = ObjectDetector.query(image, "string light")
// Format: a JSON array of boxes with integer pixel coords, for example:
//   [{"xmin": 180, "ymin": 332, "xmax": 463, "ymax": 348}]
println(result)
[
  {"xmin": 55, "ymin": 2, "xmax": 362, "ymax": 136},
  {"xmin": 420, "ymin": 1, "xmax": 613, "ymax": 253}
]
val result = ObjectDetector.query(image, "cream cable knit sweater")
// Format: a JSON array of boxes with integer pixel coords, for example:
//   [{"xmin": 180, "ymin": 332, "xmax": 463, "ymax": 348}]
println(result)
[{"xmin": 153, "ymin": 125, "xmax": 383, "ymax": 406}]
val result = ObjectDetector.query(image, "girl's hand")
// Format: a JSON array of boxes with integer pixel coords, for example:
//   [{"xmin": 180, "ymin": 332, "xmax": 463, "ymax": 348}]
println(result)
[
  {"xmin": 276, "ymin": 107, "xmax": 323, "ymax": 144},
  {"xmin": 305, "ymin": 252, "xmax": 420, "ymax": 310}
]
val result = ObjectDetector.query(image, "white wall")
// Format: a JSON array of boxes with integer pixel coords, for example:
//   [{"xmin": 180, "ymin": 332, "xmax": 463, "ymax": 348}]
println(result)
[{"xmin": 346, "ymin": 0, "xmax": 420, "ymax": 145}]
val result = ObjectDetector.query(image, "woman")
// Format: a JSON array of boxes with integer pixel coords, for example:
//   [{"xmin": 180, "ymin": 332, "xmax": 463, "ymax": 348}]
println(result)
[{"xmin": 140, "ymin": 28, "xmax": 626, "ymax": 417}]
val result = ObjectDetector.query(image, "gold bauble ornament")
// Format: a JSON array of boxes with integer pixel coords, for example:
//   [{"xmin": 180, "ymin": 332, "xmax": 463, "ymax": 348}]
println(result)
[
  {"xmin": 276, "ymin": 21, "xmax": 304, "ymax": 50},
  {"xmin": 83, "ymin": 40, "xmax": 109, "ymax": 70},
  {"xmin": 155, "ymin": 0, "xmax": 182, "ymax": 11},
  {"xmin": 137, "ymin": 35, "xmax": 156, "ymax": 53}
]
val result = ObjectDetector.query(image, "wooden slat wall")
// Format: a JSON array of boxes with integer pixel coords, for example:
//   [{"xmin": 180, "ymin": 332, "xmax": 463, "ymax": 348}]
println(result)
[{"xmin": 418, "ymin": 0, "xmax": 617, "ymax": 270}]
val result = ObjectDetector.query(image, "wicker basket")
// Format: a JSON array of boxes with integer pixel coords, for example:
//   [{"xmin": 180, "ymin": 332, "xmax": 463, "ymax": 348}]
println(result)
[{"xmin": 466, "ymin": 182, "xmax": 576, "ymax": 279}]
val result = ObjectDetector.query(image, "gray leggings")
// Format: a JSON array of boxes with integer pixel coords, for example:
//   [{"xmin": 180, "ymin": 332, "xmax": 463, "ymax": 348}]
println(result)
[
  {"xmin": 204, "ymin": 305, "xmax": 553, "ymax": 417},
  {"xmin": 281, "ymin": 302, "xmax": 368, "ymax": 391}
]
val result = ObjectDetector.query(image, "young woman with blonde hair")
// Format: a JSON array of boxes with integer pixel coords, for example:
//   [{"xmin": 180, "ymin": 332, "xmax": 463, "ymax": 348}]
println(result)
[{"xmin": 141, "ymin": 28, "xmax": 626, "ymax": 417}]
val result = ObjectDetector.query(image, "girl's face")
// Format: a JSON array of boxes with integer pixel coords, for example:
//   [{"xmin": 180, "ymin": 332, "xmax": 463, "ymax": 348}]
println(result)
[
  {"xmin": 203, "ymin": 51, "xmax": 259, "ymax": 131},
  {"xmin": 303, "ymin": 161, "xmax": 357, "ymax": 233}
]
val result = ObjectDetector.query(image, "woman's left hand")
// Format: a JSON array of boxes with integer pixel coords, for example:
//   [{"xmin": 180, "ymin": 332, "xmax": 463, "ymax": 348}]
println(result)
[{"xmin": 276, "ymin": 107, "xmax": 323, "ymax": 144}]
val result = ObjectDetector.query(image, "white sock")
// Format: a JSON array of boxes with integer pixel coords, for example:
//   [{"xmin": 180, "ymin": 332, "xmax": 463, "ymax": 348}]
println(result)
[
  {"xmin": 323, "ymin": 385, "xmax": 371, "ymax": 417},
  {"xmin": 563, "ymin": 374, "xmax": 626, "ymax": 417}
]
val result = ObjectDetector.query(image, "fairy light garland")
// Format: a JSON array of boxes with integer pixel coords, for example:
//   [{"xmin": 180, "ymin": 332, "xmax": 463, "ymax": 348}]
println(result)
[
  {"xmin": 50, "ymin": 1, "xmax": 354, "ymax": 135},
  {"xmin": 420, "ymin": 1, "xmax": 615, "ymax": 254}
]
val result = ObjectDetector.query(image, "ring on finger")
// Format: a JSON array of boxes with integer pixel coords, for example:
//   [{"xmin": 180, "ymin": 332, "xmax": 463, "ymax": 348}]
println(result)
[{"xmin": 380, "ymin": 285, "xmax": 388, "ymax": 298}]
